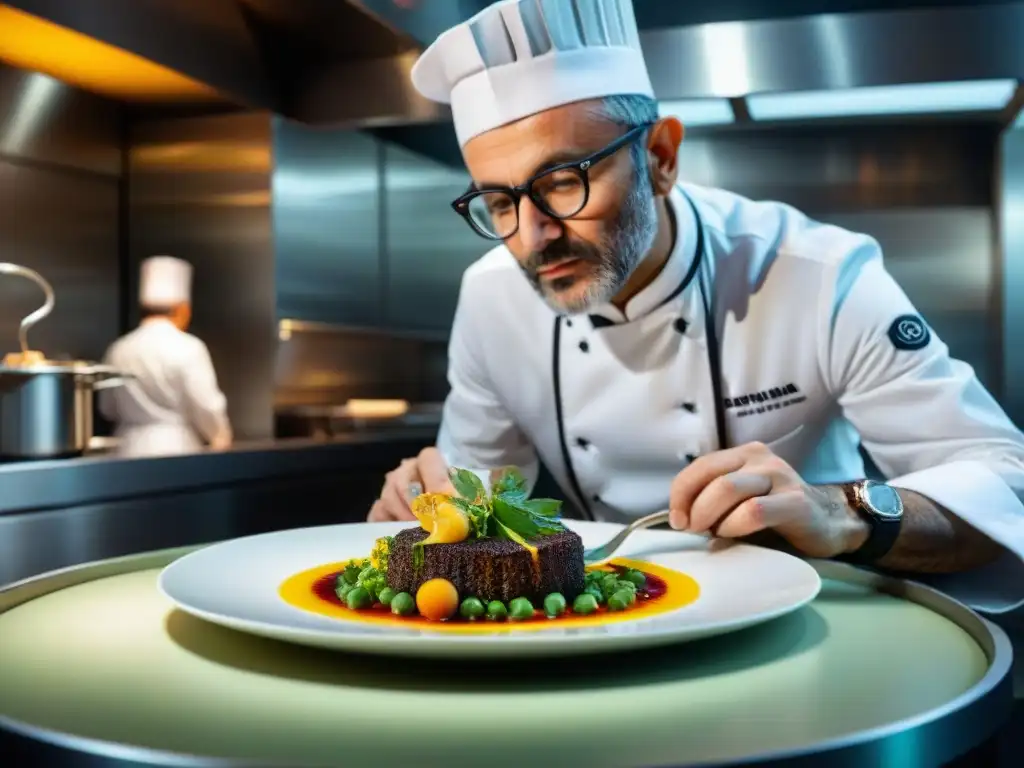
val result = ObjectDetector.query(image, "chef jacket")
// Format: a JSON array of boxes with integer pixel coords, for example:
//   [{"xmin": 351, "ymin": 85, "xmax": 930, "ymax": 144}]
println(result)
[
  {"xmin": 437, "ymin": 183, "xmax": 1024, "ymax": 614},
  {"xmin": 99, "ymin": 318, "xmax": 231, "ymax": 457}
]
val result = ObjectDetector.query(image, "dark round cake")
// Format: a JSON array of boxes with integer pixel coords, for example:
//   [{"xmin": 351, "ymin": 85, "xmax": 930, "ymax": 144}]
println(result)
[{"xmin": 386, "ymin": 527, "xmax": 586, "ymax": 604}]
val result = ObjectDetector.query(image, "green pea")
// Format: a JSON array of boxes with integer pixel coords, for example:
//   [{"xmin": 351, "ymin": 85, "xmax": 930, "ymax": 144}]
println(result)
[
  {"xmin": 390, "ymin": 592, "xmax": 416, "ymax": 616},
  {"xmin": 378, "ymin": 587, "xmax": 397, "ymax": 606},
  {"xmin": 608, "ymin": 590, "xmax": 634, "ymax": 612},
  {"xmin": 543, "ymin": 593, "xmax": 567, "ymax": 618},
  {"xmin": 346, "ymin": 586, "xmax": 372, "ymax": 610},
  {"xmin": 335, "ymin": 582, "xmax": 354, "ymax": 601},
  {"xmin": 584, "ymin": 585, "xmax": 605, "ymax": 605},
  {"xmin": 487, "ymin": 601, "xmax": 508, "ymax": 621},
  {"xmin": 615, "ymin": 580, "xmax": 637, "ymax": 595},
  {"xmin": 601, "ymin": 578, "xmax": 622, "ymax": 600},
  {"xmin": 509, "ymin": 597, "xmax": 535, "ymax": 621},
  {"xmin": 573, "ymin": 593, "xmax": 599, "ymax": 615},
  {"xmin": 623, "ymin": 569, "xmax": 647, "ymax": 588},
  {"xmin": 460, "ymin": 597, "xmax": 486, "ymax": 620}
]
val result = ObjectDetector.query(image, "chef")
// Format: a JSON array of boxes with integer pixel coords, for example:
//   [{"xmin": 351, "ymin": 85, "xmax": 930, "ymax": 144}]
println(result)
[
  {"xmin": 99, "ymin": 255, "xmax": 232, "ymax": 457},
  {"xmin": 369, "ymin": 0, "xmax": 1024, "ymax": 613}
]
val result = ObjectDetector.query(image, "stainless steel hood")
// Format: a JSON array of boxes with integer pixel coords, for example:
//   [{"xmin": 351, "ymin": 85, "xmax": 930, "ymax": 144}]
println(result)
[
  {"xmin": 309, "ymin": 1, "xmax": 1024, "ymax": 129},
  {"xmin": 3, "ymin": 0, "xmax": 1022, "ymax": 128},
  {"xmin": 351, "ymin": 0, "xmax": 1024, "ymax": 45},
  {"xmin": 0, "ymin": 0, "xmax": 418, "ymax": 112}
]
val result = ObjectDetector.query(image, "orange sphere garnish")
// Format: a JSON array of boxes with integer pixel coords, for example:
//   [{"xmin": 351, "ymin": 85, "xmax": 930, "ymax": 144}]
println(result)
[{"xmin": 416, "ymin": 578, "xmax": 459, "ymax": 621}]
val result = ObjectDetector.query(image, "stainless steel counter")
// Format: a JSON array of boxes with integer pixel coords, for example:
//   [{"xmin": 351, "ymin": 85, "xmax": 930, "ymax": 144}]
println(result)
[
  {"xmin": 0, "ymin": 430, "xmax": 436, "ymax": 587},
  {"xmin": 0, "ymin": 430, "xmax": 434, "ymax": 515}
]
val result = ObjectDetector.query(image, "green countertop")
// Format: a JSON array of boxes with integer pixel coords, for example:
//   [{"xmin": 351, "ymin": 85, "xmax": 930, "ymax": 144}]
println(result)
[{"xmin": 0, "ymin": 549, "xmax": 993, "ymax": 767}]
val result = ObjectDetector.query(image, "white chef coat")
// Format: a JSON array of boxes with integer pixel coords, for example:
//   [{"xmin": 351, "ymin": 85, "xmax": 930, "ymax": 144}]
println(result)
[
  {"xmin": 437, "ymin": 183, "xmax": 1024, "ymax": 614},
  {"xmin": 98, "ymin": 318, "xmax": 230, "ymax": 458}
]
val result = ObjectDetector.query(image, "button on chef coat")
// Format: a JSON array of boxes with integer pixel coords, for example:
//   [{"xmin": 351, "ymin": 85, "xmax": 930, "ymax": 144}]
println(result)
[
  {"xmin": 99, "ymin": 318, "xmax": 230, "ymax": 457},
  {"xmin": 437, "ymin": 183, "xmax": 1024, "ymax": 614}
]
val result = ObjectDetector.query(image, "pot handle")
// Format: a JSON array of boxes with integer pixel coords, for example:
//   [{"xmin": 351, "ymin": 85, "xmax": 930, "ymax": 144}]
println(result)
[
  {"xmin": 92, "ymin": 376, "xmax": 132, "ymax": 391},
  {"xmin": 0, "ymin": 263, "xmax": 55, "ymax": 355}
]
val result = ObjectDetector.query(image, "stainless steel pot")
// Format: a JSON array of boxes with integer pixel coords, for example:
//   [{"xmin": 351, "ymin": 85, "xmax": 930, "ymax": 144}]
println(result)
[
  {"xmin": 0, "ymin": 262, "xmax": 132, "ymax": 459},
  {"xmin": 0, "ymin": 363, "xmax": 131, "ymax": 459}
]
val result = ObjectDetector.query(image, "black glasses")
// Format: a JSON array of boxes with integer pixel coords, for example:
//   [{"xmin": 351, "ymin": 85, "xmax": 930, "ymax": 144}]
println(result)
[{"xmin": 451, "ymin": 123, "xmax": 652, "ymax": 240}]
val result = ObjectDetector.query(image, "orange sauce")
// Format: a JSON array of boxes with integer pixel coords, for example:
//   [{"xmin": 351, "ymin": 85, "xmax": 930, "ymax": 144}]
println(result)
[{"xmin": 279, "ymin": 558, "xmax": 700, "ymax": 634}]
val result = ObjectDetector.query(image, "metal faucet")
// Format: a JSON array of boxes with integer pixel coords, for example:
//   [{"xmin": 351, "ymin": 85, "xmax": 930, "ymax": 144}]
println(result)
[{"xmin": 0, "ymin": 263, "xmax": 55, "ymax": 355}]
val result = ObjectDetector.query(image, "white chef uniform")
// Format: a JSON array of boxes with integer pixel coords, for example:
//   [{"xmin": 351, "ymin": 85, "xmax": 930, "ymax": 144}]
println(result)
[
  {"xmin": 415, "ymin": 0, "xmax": 1024, "ymax": 613},
  {"xmin": 99, "ymin": 256, "xmax": 231, "ymax": 458}
]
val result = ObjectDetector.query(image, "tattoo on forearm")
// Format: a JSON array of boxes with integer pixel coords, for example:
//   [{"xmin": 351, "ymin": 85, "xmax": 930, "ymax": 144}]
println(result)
[{"xmin": 876, "ymin": 490, "xmax": 1005, "ymax": 574}]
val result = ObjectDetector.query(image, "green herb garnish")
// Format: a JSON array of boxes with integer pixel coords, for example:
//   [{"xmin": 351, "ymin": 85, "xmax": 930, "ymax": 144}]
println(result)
[
  {"xmin": 407, "ymin": 466, "xmax": 566, "ymax": 567},
  {"xmin": 452, "ymin": 465, "xmax": 566, "ymax": 543}
]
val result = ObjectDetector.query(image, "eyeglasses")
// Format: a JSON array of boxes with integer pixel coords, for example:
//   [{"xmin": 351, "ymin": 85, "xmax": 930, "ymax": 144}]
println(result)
[{"xmin": 451, "ymin": 123, "xmax": 652, "ymax": 241}]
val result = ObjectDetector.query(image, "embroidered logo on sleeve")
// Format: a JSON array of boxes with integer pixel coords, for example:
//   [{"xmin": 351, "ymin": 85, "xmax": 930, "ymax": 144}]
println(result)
[{"xmin": 888, "ymin": 314, "xmax": 930, "ymax": 351}]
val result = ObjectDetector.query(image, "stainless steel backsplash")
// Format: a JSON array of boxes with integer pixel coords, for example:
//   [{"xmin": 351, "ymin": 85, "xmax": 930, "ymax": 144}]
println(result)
[
  {"xmin": 275, "ymin": 322, "xmax": 449, "ymax": 407},
  {"xmin": 128, "ymin": 112, "xmax": 277, "ymax": 440},
  {"xmin": 0, "ymin": 64, "xmax": 122, "ymax": 364}
]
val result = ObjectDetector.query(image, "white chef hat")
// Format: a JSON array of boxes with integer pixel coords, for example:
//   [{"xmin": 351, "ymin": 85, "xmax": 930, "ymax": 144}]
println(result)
[
  {"xmin": 411, "ymin": 0, "xmax": 654, "ymax": 147},
  {"xmin": 139, "ymin": 256, "xmax": 193, "ymax": 309}
]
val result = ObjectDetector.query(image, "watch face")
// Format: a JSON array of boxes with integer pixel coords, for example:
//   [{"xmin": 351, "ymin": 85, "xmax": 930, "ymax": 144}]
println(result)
[{"xmin": 864, "ymin": 482, "xmax": 903, "ymax": 519}]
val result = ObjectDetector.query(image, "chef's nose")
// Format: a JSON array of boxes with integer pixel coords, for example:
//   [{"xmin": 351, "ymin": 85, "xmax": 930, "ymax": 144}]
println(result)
[{"xmin": 517, "ymin": 195, "xmax": 562, "ymax": 253}]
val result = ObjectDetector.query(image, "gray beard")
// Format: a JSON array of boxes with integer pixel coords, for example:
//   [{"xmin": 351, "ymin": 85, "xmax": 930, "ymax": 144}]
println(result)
[{"xmin": 527, "ymin": 172, "xmax": 660, "ymax": 315}]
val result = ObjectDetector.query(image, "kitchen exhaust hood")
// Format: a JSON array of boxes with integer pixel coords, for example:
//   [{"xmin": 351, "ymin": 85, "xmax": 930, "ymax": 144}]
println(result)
[
  {"xmin": 746, "ymin": 80, "xmax": 1020, "ymax": 122},
  {"xmin": 0, "ymin": 0, "xmax": 418, "ymax": 111},
  {"xmin": 0, "ymin": 4, "xmax": 222, "ymax": 103},
  {"xmin": 312, "ymin": 1, "xmax": 1024, "ymax": 129},
  {"xmin": 1, "ymin": 0, "xmax": 1022, "ymax": 128}
]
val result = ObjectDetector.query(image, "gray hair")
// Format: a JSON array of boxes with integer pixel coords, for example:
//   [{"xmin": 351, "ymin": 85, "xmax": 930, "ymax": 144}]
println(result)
[{"xmin": 593, "ymin": 94, "xmax": 660, "ymax": 171}]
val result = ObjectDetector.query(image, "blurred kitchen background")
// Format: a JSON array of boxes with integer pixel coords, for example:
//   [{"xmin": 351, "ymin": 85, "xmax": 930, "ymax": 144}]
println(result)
[{"xmin": 2, "ymin": 0, "xmax": 1024, "ymax": 583}]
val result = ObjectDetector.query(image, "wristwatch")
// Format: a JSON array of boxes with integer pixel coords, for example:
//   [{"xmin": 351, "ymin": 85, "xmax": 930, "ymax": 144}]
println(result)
[{"xmin": 838, "ymin": 480, "xmax": 904, "ymax": 565}]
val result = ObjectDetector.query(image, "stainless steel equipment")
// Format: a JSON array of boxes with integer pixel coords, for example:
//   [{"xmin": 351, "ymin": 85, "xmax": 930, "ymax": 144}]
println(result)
[
  {"xmin": 275, "ymin": 401, "xmax": 443, "ymax": 439},
  {"xmin": 0, "ymin": 263, "xmax": 129, "ymax": 459}
]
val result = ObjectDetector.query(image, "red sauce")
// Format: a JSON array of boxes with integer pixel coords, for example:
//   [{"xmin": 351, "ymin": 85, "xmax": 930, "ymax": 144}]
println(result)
[{"xmin": 311, "ymin": 565, "xmax": 669, "ymax": 626}]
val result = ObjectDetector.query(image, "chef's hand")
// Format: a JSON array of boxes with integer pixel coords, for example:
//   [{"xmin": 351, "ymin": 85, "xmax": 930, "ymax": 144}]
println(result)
[
  {"xmin": 368, "ymin": 447, "xmax": 454, "ymax": 522},
  {"xmin": 668, "ymin": 442, "xmax": 864, "ymax": 559}
]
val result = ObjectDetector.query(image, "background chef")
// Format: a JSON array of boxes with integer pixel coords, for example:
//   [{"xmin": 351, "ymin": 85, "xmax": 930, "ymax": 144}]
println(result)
[
  {"xmin": 99, "ymin": 255, "xmax": 232, "ymax": 457},
  {"xmin": 369, "ymin": 0, "xmax": 1024, "ymax": 614}
]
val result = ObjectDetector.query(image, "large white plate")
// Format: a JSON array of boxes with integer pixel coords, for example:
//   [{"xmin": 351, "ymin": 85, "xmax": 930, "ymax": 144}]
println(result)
[{"xmin": 158, "ymin": 521, "xmax": 821, "ymax": 658}]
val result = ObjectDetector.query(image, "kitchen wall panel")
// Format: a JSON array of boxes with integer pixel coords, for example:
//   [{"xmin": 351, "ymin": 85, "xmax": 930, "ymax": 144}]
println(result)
[
  {"xmin": 129, "ymin": 112, "xmax": 276, "ymax": 440},
  {"xmin": 273, "ymin": 119, "xmax": 384, "ymax": 327},
  {"xmin": 2, "ymin": 162, "xmax": 120, "ymax": 361},
  {"xmin": 999, "ymin": 125, "xmax": 1024, "ymax": 427},
  {"xmin": 275, "ymin": 322, "xmax": 446, "ymax": 407},
  {"xmin": 0, "ymin": 64, "xmax": 122, "ymax": 177},
  {"xmin": 382, "ymin": 140, "xmax": 487, "ymax": 330},
  {"xmin": 0, "ymin": 64, "xmax": 121, "ymax": 364}
]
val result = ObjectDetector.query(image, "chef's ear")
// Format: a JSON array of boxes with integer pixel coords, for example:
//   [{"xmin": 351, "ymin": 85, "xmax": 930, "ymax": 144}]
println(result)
[{"xmin": 646, "ymin": 117, "xmax": 684, "ymax": 195}]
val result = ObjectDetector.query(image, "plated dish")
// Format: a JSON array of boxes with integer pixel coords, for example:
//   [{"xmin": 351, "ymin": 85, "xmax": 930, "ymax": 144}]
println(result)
[
  {"xmin": 287, "ymin": 467, "xmax": 698, "ymax": 629},
  {"xmin": 158, "ymin": 467, "xmax": 822, "ymax": 658}
]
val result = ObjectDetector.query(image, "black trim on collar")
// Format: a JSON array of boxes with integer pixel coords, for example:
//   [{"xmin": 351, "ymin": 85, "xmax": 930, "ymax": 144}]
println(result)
[{"xmin": 587, "ymin": 198, "xmax": 704, "ymax": 330}]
